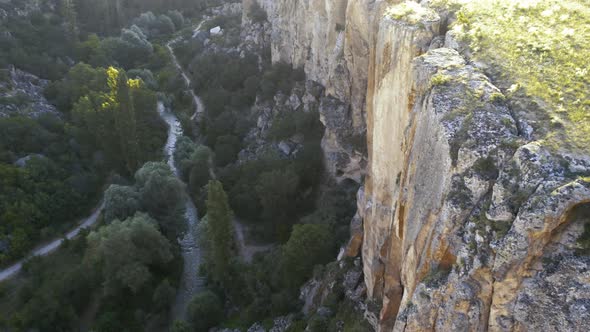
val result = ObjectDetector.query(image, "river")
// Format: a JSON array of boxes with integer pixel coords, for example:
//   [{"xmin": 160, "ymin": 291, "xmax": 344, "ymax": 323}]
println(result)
[
  {"xmin": 158, "ymin": 100, "xmax": 206, "ymax": 321},
  {"xmin": 0, "ymin": 21, "xmax": 209, "ymax": 323},
  {"xmin": 164, "ymin": 21, "xmax": 208, "ymax": 321}
]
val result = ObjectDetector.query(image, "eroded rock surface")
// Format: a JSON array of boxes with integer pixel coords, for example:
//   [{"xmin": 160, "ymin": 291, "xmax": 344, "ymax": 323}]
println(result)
[
  {"xmin": 0, "ymin": 66, "xmax": 58, "ymax": 118},
  {"xmin": 241, "ymin": 0, "xmax": 590, "ymax": 331}
]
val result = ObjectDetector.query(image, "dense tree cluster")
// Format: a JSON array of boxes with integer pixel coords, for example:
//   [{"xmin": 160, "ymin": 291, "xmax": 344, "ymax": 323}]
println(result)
[
  {"xmin": 51, "ymin": 64, "xmax": 167, "ymax": 174},
  {"xmin": 0, "ymin": 5, "xmax": 72, "ymax": 79},
  {"xmin": 0, "ymin": 2, "xmax": 191, "ymax": 331},
  {"xmin": 1, "ymin": 162, "xmax": 185, "ymax": 331},
  {"xmin": 72, "ymin": 0, "xmax": 198, "ymax": 35},
  {"xmin": 104, "ymin": 162, "xmax": 186, "ymax": 240},
  {"xmin": 0, "ymin": 115, "xmax": 102, "ymax": 265},
  {"xmin": 203, "ymin": 180, "xmax": 234, "ymax": 285},
  {"xmin": 0, "ymin": 2, "xmax": 368, "ymax": 331},
  {"xmin": 171, "ymin": 39, "xmax": 359, "ymax": 330}
]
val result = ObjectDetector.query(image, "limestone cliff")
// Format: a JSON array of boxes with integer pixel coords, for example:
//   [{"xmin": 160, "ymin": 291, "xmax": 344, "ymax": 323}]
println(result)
[{"xmin": 241, "ymin": 1, "xmax": 590, "ymax": 331}]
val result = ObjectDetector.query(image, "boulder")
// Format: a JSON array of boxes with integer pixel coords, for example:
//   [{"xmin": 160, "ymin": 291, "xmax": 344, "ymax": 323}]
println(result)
[{"xmin": 210, "ymin": 26, "xmax": 223, "ymax": 36}]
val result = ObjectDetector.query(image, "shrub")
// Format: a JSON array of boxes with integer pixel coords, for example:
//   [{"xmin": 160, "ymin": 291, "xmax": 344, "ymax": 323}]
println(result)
[
  {"xmin": 281, "ymin": 223, "xmax": 335, "ymax": 288},
  {"xmin": 188, "ymin": 291, "xmax": 224, "ymax": 332},
  {"xmin": 214, "ymin": 135, "xmax": 241, "ymax": 167},
  {"xmin": 248, "ymin": 2, "xmax": 268, "ymax": 23},
  {"xmin": 167, "ymin": 10, "xmax": 185, "ymax": 30},
  {"xmin": 103, "ymin": 184, "xmax": 140, "ymax": 223}
]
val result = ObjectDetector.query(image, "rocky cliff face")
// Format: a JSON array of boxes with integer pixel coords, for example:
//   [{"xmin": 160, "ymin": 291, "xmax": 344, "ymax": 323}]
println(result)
[
  {"xmin": 0, "ymin": 66, "xmax": 58, "ymax": 118},
  {"xmin": 241, "ymin": 1, "xmax": 590, "ymax": 331}
]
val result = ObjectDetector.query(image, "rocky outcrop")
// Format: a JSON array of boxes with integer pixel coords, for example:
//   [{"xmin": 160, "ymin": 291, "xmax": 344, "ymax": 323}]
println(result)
[
  {"xmin": 0, "ymin": 0, "xmax": 57, "ymax": 22},
  {"xmin": 242, "ymin": 0, "xmax": 590, "ymax": 331},
  {"xmin": 241, "ymin": 0, "xmax": 379, "ymax": 182},
  {"xmin": 0, "ymin": 66, "xmax": 58, "ymax": 118}
]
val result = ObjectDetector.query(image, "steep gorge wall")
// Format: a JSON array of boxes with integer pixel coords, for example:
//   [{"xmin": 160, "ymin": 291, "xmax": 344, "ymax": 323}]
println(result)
[
  {"xmin": 242, "ymin": 0, "xmax": 390, "ymax": 182},
  {"xmin": 241, "ymin": 1, "xmax": 590, "ymax": 331}
]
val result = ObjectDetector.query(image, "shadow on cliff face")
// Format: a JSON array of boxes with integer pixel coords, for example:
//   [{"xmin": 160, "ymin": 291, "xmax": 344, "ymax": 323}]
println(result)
[{"xmin": 568, "ymin": 203, "xmax": 590, "ymax": 254}]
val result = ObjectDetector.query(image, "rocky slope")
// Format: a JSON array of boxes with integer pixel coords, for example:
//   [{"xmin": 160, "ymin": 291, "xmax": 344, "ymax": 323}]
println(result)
[
  {"xmin": 241, "ymin": 0, "xmax": 590, "ymax": 331},
  {"xmin": 0, "ymin": 66, "xmax": 58, "ymax": 118}
]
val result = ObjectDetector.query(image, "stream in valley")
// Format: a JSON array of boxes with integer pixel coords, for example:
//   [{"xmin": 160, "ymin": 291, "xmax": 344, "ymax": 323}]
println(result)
[
  {"xmin": 158, "ymin": 100, "xmax": 206, "ymax": 321},
  {"xmin": 0, "ymin": 20, "xmax": 209, "ymax": 324},
  {"xmin": 164, "ymin": 22, "xmax": 208, "ymax": 321}
]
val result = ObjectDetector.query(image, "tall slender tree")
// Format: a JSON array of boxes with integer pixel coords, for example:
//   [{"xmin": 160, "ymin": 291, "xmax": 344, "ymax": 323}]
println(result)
[
  {"xmin": 206, "ymin": 180, "xmax": 234, "ymax": 285},
  {"xmin": 114, "ymin": 70, "xmax": 140, "ymax": 173},
  {"xmin": 61, "ymin": 0, "xmax": 78, "ymax": 41}
]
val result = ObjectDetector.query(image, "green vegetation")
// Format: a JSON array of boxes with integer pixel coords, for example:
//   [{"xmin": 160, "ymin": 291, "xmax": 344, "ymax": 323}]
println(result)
[
  {"xmin": 281, "ymin": 224, "xmax": 335, "ymax": 288},
  {"xmin": 1, "ymin": 162, "xmax": 185, "ymax": 331},
  {"xmin": 247, "ymin": 1, "xmax": 268, "ymax": 24},
  {"xmin": 472, "ymin": 156, "xmax": 499, "ymax": 180},
  {"xmin": 188, "ymin": 290, "xmax": 224, "ymax": 332},
  {"xmin": 385, "ymin": 1, "xmax": 439, "ymax": 24},
  {"xmin": 1, "ymin": 2, "xmax": 365, "ymax": 331},
  {"xmin": 0, "ymin": 3, "xmax": 192, "ymax": 330},
  {"xmin": 430, "ymin": 72, "xmax": 452, "ymax": 86},
  {"xmin": 204, "ymin": 180, "xmax": 234, "ymax": 285},
  {"xmin": 0, "ymin": 116, "xmax": 102, "ymax": 266},
  {"xmin": 86, "ymin": 213, "xmax": 173, "ymax": 295},
  {"xmin": 422, "ymin": 265, "xmax": 452, "ymax": 287},
  {"xmin": 440, "ymin": 0, "xmax": 590, "ymax": 152},
  {"xmin": 0, "ymin": 6, "xmax": 72, "ymax": 79},
  {"xmin": 68, "ymin": 66, "xmax": 167, "ymax": 174},
  {"xmin": 571, "ymin": 204, "xmax": 590, "ymax": 255}
]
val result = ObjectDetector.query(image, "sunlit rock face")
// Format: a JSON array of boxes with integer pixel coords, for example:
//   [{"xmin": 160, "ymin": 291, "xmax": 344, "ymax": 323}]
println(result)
[
  {"xmin": 242, "ymin": 1, "xmax": 590, "ymax": 331},
  {"xmin": 242, "ymin": 0, "xmax": 385, "ymax": 182}
]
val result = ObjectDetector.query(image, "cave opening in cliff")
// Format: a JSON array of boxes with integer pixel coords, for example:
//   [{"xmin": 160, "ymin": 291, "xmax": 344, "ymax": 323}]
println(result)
[{"xmin": 568, "ymin": 203, "xmax": 590, "ymax": 255}]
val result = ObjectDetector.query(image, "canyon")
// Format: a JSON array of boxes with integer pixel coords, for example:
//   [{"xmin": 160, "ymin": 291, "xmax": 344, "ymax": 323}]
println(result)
[{"xmin": 241, "ymin": 0, "xmax": 590, "ymax": 331}]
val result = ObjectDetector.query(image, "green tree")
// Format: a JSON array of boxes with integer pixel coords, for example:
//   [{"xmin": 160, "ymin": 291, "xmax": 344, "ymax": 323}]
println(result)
[
  {"xmin": 134, "ymin": 162, "xmax": 185, "ymax": 239},
  {"xmin": 171, "ymin": 320, "xmax": 190, "ymax": 332},
  {"xmin": 255, "ymin": 168, "xmax": 300, "ymax": 239},
  {"xmin": 214, "ymin": 135, "xmax": 240, "ymax": 167},
  {"xmin": 188, "ymin": 146, "xmax": 212, "ymax": 193},
  {"xmin": 103, "ymin": 184, "xmax": 140, "ymax": 222},
  {"xmin": 85, "ymin": 212, "xmax": 173, "ymax": 295},
  {"xmin": 113, "ymin": 69, "xmax": 140, "ymax": 173},
  {"xmin": 281, "ymin": 224, "xmax": 334, "ymax": 288},
  {"xmin": 206, "ymin": 180, "xmax": 234, "ymax": 284},
  {"xmin": 60, "ymin": 0, "xmax": 78, "ymax": 41},
  {"xmin": 187, "ymin": 291, "xmax": 224, "ymax": 332},
  {"xmin": 152, "ymin": 279, "xmax": 175, "ymax": 313}
]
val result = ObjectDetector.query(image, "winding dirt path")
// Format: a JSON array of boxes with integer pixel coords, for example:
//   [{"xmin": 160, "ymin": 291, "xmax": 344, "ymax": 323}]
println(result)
[
  {"xmin": 164, "ymin": 21, "xmax": 210, "ymax": 322},
  {"xmin": 0, "ymin": 22, "xmax": 209, "ymax": 285},
  {"xmin": 0, "ymin": 202, "xmax": 104, "ymax": 282},
  {"xmin": 166, "ymin": 20, "xmax": 206, "ymax": 122},
  {"xmin": 233, "ymin": 219, "xmax": 273, "ymax": 263}
]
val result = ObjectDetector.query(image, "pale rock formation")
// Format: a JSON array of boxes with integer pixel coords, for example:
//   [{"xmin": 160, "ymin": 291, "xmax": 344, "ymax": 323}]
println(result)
[
  {"xmin": 241, "ymin": 0, "xmax": 590, "ymax": 331},
  {"xmin": 0, "ymin": 66, "xmax": 59, "ymax": 118}
]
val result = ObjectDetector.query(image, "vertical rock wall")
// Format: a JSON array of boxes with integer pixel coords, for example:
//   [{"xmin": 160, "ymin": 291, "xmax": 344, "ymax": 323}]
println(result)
[
  {"xmin": 242, "ymin": 0, "xmax": 389, "ymax": 182},
  {"xmin": 241, "ymin": 0, "xmax": 590, "ymax": 331}
]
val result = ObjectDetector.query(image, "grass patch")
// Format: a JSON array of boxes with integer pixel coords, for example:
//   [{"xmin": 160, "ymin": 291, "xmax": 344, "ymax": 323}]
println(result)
[
  {"xmin": 431, "ymin": 72, "xmax": 452, "ymax": 86},
  {"xmin": 422, "ymin": 265, "xmax": 452, "ymax": 287},
  {"xmin": 472, "ymin": 156, "xmax": 499, "ymax": 180},
  {"xmin": 438, "ymin": 0, "xmax": 590, "ymax": 153},
  {"xmin": 385, "ymin": 1, "xmax": 439, "ymax": 24}
]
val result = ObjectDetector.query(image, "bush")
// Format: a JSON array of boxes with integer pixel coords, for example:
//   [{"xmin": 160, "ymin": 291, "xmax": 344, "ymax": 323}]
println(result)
[
  {"xmin": 128, "ymin": 69, "xmax": 157, "ymax": 90},
  {"xmin": 256, "ymin": 168, "xmax": 300, "ymax": 239},
  {"xmin": 167, "ymin": 10, "xmax": 185, "ymax": 30},
  {"xmin": 214, "ymin": 135, "xmax": 241, "ymax": 167},
  {"xmin": 259, "ymin": 62, "xmax": 305, "ymax": 101},
  {"xmin": 171, "ymin": 320, "xmax": 190, "ymax": 332},
  {"xmin": 188, "ymin": 291, "xmax": 224, "ymax": 332},
  {"xmin": 152, "ymin": 279, "xmax": 176, "ymax": 313},
  {"xmin": 103, "ymin": 184, "xmax": 140, "ymax": 223},
  {"xmin": 281, "ymin": 224, "xmax": 335, "ymax": 288},
  {"xmin": 248, "ymin": 2, "xmax": 268, "ymax": 23}
]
